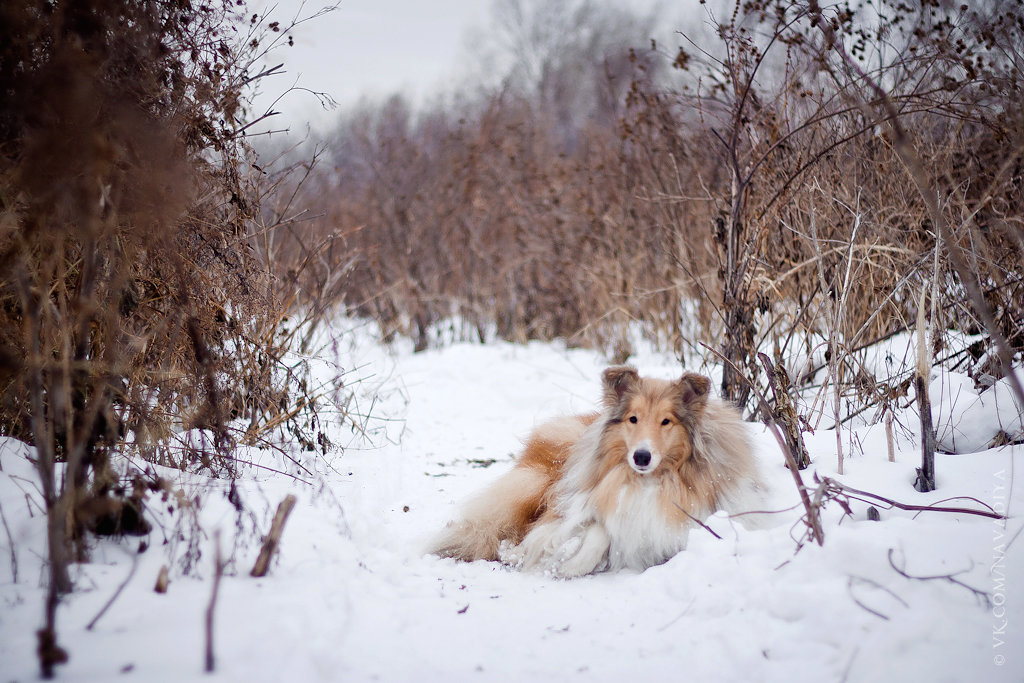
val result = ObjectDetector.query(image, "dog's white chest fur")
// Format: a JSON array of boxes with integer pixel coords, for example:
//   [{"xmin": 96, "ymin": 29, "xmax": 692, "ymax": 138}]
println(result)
[
  {"xmin": 601, "ymin": 481, "xmax": 690, "ymax": 571},
  {"xmin": 504, "ymin": 479, "xmax": 693, "ymax": 577}
]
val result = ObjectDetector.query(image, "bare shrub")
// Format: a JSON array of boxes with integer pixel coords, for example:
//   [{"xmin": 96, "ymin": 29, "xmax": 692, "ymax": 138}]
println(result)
[
  {"xmin": 280, "ymin": 3, "xmax": 673, "ymax": 357},
  {"xmin": 269, "ymin": 0, "xmax": 1023, "ymax": 449},
  {"xmin": 0, "ymin": 0, "xmax": 343, "ymax": 675},
  {"xmin": 618, "ymin": 2, "xmax": 1024, "ymax": 416}
]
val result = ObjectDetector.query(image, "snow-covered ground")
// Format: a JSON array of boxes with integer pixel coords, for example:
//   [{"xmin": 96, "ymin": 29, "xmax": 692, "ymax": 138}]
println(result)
[{"xmin": 1, "ymin": 321, "xmax": 1022, "ymax": 682}]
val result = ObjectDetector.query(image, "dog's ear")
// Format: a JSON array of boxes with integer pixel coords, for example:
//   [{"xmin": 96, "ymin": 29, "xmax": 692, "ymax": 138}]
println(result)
[
  {"xmin": 602, "ymin": 365, "xmax": 639, "ymax": 407},
  {"xmin": 674, "ymin": 372, "xmax": 711, "ymax": 414}
]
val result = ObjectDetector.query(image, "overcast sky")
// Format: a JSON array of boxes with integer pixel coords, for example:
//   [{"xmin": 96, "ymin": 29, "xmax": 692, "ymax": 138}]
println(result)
[
  {"xmin": 248, "ymin": 0, "xmax": 492, "ymax": 136},
  {"xmin": 247, "ymin": 0, "xmax": 681, "ymax": 139}
]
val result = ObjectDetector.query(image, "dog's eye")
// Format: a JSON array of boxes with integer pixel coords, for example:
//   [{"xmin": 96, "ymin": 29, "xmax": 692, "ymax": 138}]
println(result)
[
  {"xmin": 628, "ymin": 416, "xmax": 638, "ymax": 424},
  {"xmin": 661, "ymin": 418, "xmax": 671, "ymax": 426}
]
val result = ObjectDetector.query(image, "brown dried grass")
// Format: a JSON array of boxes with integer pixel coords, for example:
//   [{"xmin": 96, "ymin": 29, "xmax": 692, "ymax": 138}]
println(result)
[
  {"xmin": 276, "ymin": 0, "xmax": 1023, "ymax": 416},
  {"xmin": 0, "ymin": 5, "xmax": 343, "ymax": 668}
]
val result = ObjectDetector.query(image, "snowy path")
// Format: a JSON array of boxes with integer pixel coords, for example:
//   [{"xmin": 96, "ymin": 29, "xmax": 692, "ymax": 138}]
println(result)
[{"xmin": 1, "ymin": 332, "xmax": 1022, "ymax": 681}]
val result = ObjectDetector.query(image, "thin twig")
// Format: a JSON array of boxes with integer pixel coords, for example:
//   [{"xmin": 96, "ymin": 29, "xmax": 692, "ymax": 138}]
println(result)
[
  {"xmin": 673, "ymin": 503, "xmax": 723, "ymax": 540},
  {"xmin": 216, "ymin": 452, "xmax": 312, "ymax": 485},
  {"xmin": 887, "ymin": 548, "xmax": 990, "ymax": 607},
  {"xmin": 251, "ymin": 494, "xmax": 298, "ymax": 577},
  {"xmin": 205, "ymin": 530, "xmax": 223, "ymax": 673},
  {"xmin": 847, "ymin": 575, "xmax": 910, "ymax": 621},
  {"xmin": 0, "ymin": 501, "xmax": 17, "ymax": 583},
  {"xmin": 657, "ymin": 596, "xmax": 698, "ymax": 632},
  {"xmin": 86, "ymin": 551, "xmax": 139, "ymax": 631},
  {"xmin": 885, "ymin": 406, "xmax": 895, "ymax": 463},
  {"xmin": 816, "ymin": 476, "xmax": 1003, "ymax": 520}
]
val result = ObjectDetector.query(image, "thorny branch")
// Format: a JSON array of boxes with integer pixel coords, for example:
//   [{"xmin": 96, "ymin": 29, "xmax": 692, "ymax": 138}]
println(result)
[
  {"xmin": 701, "ymin": 342, "xmax": 824, "ymax": 546},
  {"xmin": 812, "ymin": 475, "xmax": 1004, "ymax": 521}
]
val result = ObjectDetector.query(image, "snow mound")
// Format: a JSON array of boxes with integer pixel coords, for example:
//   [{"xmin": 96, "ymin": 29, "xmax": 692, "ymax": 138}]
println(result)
[{"xmin": 930, "ymin": 369, "xmax": 1024, "ymax": 453}]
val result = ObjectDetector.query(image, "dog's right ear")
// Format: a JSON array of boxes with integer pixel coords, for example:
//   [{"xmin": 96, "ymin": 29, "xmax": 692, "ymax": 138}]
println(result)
[{"xmin": 602, "ymin": 365, "xmax": 639, "ymax": 407}]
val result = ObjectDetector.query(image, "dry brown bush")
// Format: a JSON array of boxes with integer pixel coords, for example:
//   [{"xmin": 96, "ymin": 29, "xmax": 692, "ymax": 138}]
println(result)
[
  {"xmin": 274, "ymin": 0, "xmax": 1023, "ymax": 425},
  {"xmin": 0, "ymin": 0, "xmax": 342, "ymax": 674}
]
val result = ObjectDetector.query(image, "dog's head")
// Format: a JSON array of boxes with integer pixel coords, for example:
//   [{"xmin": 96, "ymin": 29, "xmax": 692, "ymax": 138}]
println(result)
[{"xmin": 601, "ymin": 365, "xmax": 711, "ymax": 475}]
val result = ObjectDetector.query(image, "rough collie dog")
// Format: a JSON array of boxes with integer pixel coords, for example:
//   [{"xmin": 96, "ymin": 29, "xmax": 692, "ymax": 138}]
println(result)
[{"xmin": 429, "ymin": 365, "xmax": 763, "ymax": 577}]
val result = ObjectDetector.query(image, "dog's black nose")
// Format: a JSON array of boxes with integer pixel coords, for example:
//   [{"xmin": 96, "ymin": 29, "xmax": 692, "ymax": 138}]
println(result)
[{"xmin": 633, "ymin": 449, "xmax": 651, "ymax": 468}]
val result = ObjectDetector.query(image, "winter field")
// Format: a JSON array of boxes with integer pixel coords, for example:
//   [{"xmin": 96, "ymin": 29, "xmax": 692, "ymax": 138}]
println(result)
[{"xmin": 1, "ymin": 319, "xmax": 1022, "ymax": 682}]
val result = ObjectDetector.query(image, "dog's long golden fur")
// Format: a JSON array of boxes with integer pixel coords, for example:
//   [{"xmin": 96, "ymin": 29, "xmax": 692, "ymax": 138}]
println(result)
[{"xmin": 429, "ymin": 365, "xmax": 763, "ymax": 576}]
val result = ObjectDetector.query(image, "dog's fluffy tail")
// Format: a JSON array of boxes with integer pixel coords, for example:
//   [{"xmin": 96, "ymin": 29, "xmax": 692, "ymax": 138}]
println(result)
[{"xmin": 428, "ymin": 465, "xmax": 550, "ymax": 562}]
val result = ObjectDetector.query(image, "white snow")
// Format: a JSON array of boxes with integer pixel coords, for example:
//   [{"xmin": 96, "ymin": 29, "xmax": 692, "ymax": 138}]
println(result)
[
  {"xmin": 931, "ymin": 368, "xmax": 1024, "ymax": 454},
  {"xmin": 1, "ymin": 321, "xmax": 1022, "ymax": 682}
]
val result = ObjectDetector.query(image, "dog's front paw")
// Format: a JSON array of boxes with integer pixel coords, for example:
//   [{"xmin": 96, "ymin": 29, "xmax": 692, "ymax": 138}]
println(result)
[
  {"xmin": 497, "ymin": 539, "xmax": 524, "ymax": 568},
  {"xmin": 550, "ymin": 523, "xmax": 609, "ymax": 578},
  {"xmin": 502, "ymin": 520, "xmax": 574, "ymax": 573}
]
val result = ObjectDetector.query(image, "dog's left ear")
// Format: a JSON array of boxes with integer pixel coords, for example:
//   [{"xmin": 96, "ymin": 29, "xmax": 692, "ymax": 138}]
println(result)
[{"xmin": 675, "ymin": 372, "xmax": 711, "ymax": 413}]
